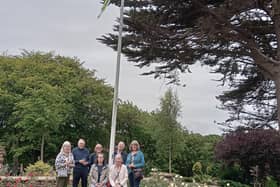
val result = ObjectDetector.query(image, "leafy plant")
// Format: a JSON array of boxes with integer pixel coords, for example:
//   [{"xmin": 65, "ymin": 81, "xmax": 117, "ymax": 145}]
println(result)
[
  {"xmin": 192, "ymin": 162, "xmax": 202, "ymax": 175},
  {"xmin": 25, "ymin": 160, "xmax": 53, "ymax": 176}
]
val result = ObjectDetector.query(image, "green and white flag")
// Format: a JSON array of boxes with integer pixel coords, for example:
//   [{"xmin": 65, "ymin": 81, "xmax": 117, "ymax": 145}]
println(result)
[{"xmin": 98, "ymin": 0, "xmax": 111, "ymax": 18}]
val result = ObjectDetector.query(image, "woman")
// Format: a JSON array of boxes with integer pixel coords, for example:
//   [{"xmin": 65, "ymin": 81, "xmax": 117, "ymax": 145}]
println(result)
[
  {"xmin": 55, "ymin": 141, "xmax": 75, "ymax": 187},
  {"xmin": 109, "ymin": 154, "xmax": 128, "ymax": 187},
  {"xmin": 89, "ymin": 153, "xmax": 109, "ymax": 187},
  {"xmin": 126, "ymin": 140, "xmax": 145, "ymax": 187}
]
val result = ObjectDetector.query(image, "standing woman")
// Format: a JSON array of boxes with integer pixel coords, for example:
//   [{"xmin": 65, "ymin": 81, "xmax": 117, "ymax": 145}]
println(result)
[
  {"xmin": 126, "ymin": 140, "xmax": 145, "ymax": 187},
  {"xmin": 89, "ymin": 153, "xmax": 109, "ymax": 187},
  {"xmin": 55, "ymin": 141, "xmax": 75, "ymax": 187},
  {"xmin": 109, "ymin": 154, "xmax": 128, "ymax": 187}
]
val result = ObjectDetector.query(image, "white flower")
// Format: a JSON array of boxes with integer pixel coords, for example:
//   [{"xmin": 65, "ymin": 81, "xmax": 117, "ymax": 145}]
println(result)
[{"xmin": 226, "ymin": 183, "xmax": 230, "ymax": 186}]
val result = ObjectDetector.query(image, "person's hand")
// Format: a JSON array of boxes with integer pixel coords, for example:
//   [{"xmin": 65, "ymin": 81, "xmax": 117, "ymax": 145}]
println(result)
[
  {"xmin": 79, "ymin": 160, "xmax": 85, "ymax": 164},
  {"xmin": 129, "ymin": 164, "xmax": 134, "ymax": 168},
  {"xmin": 65, "ymin": 160, "xmax": 70, "ymax": 167},
  {"xmin": 82, "ymin": 161, "xmax": 88, "ymax": 166}
]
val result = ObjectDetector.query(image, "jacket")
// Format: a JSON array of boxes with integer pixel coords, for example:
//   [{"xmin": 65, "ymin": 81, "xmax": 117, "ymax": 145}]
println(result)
[
  {"xmin": 125, "ymin": 151, "xmax": 145, "ymax": 173},
  {"xmin": 89, "ymin": 164, "xmax": 109, "ymax": 187},
  {"xmin": 109, "ymin": 164, "xmax": 128, "ymax": 187},
  {"xmin": 55, "ymin": 152, "xmax": 74, "ymax": 177}
]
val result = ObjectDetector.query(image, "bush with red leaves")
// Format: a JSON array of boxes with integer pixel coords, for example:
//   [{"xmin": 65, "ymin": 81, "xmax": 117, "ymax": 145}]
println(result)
[{"xmin": 215, "ymin": 129, "xmax": 280, "ymax": 182}]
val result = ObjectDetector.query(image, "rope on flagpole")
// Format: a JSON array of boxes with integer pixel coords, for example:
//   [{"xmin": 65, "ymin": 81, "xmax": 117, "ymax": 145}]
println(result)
[{"xmin": 108, "ymin": 0, "xmax": 125, "ymax": 167}]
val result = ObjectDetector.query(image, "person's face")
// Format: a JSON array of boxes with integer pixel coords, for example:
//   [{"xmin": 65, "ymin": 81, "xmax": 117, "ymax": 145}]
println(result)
[
  {"xmin": 97, "ymin": 154, "xmax": 104, "ymax": 164},
  {"xmin": 115, "ymin": 156, "xmax": 122, "ymax": 166},
  {"xmin": 64, "ymin": 144, "xmax": 71, "ymax": 153},
  {"xmin": 131, "ymin": 144, "xmax": 137, "ymax": 151},
  {"xmin": 95, "ymin": 144, "xmax": 103, "ymax": 153},
  {"xmin": 118, "ymin": 142, "xmax": 125, "ymax": 151},
  {"xmin": 78, "ymin": 140, "xmax": 85, "ymax": 149}
]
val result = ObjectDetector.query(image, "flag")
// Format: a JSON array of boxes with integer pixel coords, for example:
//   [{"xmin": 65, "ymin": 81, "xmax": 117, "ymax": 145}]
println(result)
[{"xmin": 98, "ymin": 0, "xmax": 111, "ymax": 18}]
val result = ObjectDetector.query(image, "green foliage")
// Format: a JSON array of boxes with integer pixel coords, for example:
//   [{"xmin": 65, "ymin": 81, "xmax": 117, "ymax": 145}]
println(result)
[
  {"xmin": 218, "ymin": 180, "xmax": 250, "ymax": 187},
  {"xmin": 265, "ymin": 176, "xmax": 278, "ymax": 187},
  {"xmin": 192, "ymin": 162, "xmax": 202, "ymax": 175},
  {"xmin": 25, "ymin": 161, "xmax": 53, "ymax": 176},
  {"xmin": 174, "ymin": 133, "xmax": 221, "ymax": 177},
  {"xmin": 0, "ymin": 51, "xmax": 113, "ymax": 166},
  {"xmin": 152, "ymin": 88, "xmax": 184, "ymax": 173},
  {"xmin": 218, "ymin": 164, "xmax": 245, "ymax": 183},
  {"xmin": 101, "ymin": 0, "xmax": 280, "ymax": 129}
]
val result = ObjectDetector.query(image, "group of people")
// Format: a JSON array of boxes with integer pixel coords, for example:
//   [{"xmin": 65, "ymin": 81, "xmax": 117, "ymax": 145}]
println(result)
[{"xmin": 55, "ymin": 138, "xmax": 145, "ymax": 187}]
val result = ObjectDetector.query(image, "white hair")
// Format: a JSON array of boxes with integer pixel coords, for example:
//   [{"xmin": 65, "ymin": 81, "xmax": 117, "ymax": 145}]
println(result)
[{"xmin": 60, "ymin": 141, "xmax": 71, "ymax": 154}]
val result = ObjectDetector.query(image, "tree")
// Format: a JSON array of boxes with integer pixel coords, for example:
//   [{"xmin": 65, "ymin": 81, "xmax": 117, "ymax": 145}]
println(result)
[
  {"xmin": 215, "ymin": 129, "xmax": 280, "ymax": 183},
  {"xmin": 153, "ymin": 88, "xmax": 184, "ymax": 173},
  {"xmin": 175, "ymin": 133, "xmax": 221, "ymax": 177},
  {"xmin": 0, "ymin": 51, "xmax": 113, "ymax": 166},
  {"xmin": 100, "ymin": 0, "xmax": 280, "ymax": 130},
  {"xmin": 116, "ymin": 101, "xmax": 158, "ymax": 172}
]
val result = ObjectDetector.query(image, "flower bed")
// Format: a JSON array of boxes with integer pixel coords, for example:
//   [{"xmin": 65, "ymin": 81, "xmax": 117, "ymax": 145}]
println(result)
[{"xmin": 0, "ymin": 176, "xmax": 57, "ymax": 187}]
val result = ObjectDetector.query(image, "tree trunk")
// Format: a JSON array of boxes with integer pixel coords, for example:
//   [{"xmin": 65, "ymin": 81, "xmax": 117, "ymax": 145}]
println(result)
[
  {"xmin": 275, "ymin": 77, "xmax": 280, "ymax": 130},
  {"xmin": 169, "ymin": 138, "xmax": 172, "ymax": 174},
  {"xmin": 40, "ymin": 134, "xmax": 45, "ymax": 162},
  {"xmin": 273, "ymin": 0, "xmax": 280, "ymax": 130}
]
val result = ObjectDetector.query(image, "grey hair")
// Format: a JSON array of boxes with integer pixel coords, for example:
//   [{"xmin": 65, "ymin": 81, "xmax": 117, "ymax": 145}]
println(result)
[
  {"xmin": 129, "ymin": 140, "xmax": 140, "ymax": 151},
  {"xmin": 60, "ymin": 141, "xmax": 71, "ymax": 153}
]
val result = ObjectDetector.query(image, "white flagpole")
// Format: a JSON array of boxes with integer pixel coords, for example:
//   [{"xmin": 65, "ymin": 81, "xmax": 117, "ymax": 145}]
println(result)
[{"xmin": 108, "ymin": 0, "xmax": 125, "ymax": 167}]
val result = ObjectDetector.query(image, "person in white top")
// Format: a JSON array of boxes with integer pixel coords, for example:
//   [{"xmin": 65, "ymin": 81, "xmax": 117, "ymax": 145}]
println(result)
[{"xmin": 109, "ymin": 154, "xmax": 128, "ymax": 187}]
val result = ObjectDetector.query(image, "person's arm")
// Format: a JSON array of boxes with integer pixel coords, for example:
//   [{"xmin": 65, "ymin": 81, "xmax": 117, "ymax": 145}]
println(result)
[
  {"xmin": 72, "ymin": 148, "xmax": 79, "ymax": 165},
  {"xmin": 125, "ymin": 153, "xmax": 130, "ymax": 166},
  {"xmin": 109, "ymin": 166, "xmax": 116, "ymax": 187},
  {"xmin": 89, "ymin": 165, "xmax": 97, "ymax": 185},
  {"xmin": 101, "ymin": 167, "xmax": 109, "ymax": 186},
  {"xmin": 133, "ymin": 152, "xmax": 145, "ymax": 168},
  {"xmin": 69, "ymin": 154, "xmax": 75, "ymax": 168},
  {"xmin": 120, "ymin": 165, "xmax": 128, "ymax": 187},
  {"xmin": 55, "ymin": 154, "xmax": 65, "ymax": 170},
  {"xmin": 123, "ymin": 153, "xmax": 127, "ymax": 164}
]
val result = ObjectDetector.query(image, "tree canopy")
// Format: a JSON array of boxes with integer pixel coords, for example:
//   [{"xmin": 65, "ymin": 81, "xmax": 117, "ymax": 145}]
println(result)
[
  {"xmin": 0, "ymin": 51, "xmax": 113, "ymax": 165},
  {"xmin": 100, "ymin": 0, "xmax": 280, "ymax": 130}
]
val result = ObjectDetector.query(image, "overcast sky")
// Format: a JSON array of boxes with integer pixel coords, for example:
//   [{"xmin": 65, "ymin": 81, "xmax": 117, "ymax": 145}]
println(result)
[{"xmin": 0, "ymin": 0, "xmax": 228, "ymax": 135}]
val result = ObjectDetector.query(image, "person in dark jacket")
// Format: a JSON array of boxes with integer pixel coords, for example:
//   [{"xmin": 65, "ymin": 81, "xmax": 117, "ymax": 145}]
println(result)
[
  {"xmin": 113, "ymin": 141, "xmax": 127, "ymax": 164},
  {"xmin": 89, "ymin": 144, "xmax": 104, "ymax": 167},
  {"xmin": 72, "ymin": 139, "xmax": 90, "ymax": 187}
]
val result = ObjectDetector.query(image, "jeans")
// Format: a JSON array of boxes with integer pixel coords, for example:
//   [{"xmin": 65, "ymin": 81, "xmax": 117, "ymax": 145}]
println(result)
[
  {"xmin": 73, "ymin": 168, "xmax": 88, "ymax": 187},
  {"xmin": 128, "ymin": 172, "xmax": 141, "ymax": 187}
]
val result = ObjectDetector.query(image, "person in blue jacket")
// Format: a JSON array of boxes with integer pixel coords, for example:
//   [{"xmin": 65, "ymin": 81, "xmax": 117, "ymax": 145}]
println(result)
[
  {"xmin": 126, "ymin": 140, "xmax": 145, "ymax": 187},
  {"xmin": 72, "ymin": 139, "xmax": 90, "ymax": 187}
]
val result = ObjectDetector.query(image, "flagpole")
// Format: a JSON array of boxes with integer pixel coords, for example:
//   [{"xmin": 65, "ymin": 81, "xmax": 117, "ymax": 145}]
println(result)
[{"xmin": 109, "ymin": 0, "xmax": 125, "ymax": 167}]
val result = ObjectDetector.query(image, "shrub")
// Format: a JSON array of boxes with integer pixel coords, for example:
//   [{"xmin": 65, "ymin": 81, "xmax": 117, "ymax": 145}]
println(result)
[
  {"xmin": 218, "ymin": 180, "xmax": 250, "ymax": 187},
  {"xmin": 25, "ymin": 160, "xmax": 53, "ymax": 176},
  {"xmin": 192, "ymin": 162, "xmax": 202, "ymax": 175},
  {"xmin": 265, "ymin": 176, "xmax": 278, "ymax": 187}
]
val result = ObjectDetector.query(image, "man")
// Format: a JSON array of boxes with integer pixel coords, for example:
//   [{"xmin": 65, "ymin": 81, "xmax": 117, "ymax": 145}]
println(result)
[
  {"xmin": 72, "ymin": 139, "xmax": 90, "ymax": 187},
  {"xmin": 89, "ymin": 143, "xmax": 104, "ymax": 167},
  {"xmin": 113, "ymin": 141, "xmax": 127, "ymax": 164}
]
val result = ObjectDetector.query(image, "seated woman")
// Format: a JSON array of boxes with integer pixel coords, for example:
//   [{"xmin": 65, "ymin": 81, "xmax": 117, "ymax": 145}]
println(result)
[
  {"xmin": 109, "ymin": 154, "xmax": 128, "ymax": 187},
  {"xmin": 89, "ymin": 153, "xmax": 109, "ymax": 187}
]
